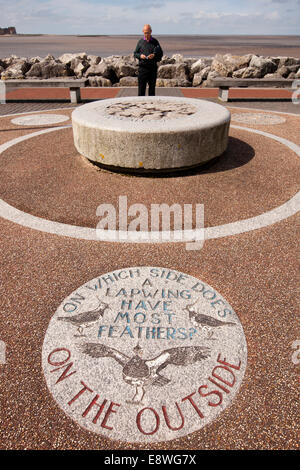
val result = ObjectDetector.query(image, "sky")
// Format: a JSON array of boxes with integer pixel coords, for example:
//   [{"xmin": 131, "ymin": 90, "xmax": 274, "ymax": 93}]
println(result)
[{"xmin": 1, "ymin": 0, "xmax": 300, "ymax": 35}]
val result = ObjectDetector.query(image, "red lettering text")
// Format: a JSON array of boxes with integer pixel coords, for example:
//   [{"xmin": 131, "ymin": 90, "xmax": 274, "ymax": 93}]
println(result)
[
  {"xmin": 162, "ymin": 402, "xmax": 185, "ymax": 431},
  {"xmin": 217, "ymin": 353, "xmax": 241, "ymax": 370},
  {"xmin": 136, "ymin": 407, "xmax": 160, "ymax": 435},
  {"xmin": 68, "ymin": 380, "xmax": 92, "ymax": 406},
  {"xmin": 101, "ymin": 402, "xmax": 121, "ymax": 430},
  {"xmin": 212, "ymin": 365, "xmax": 236, "ymax": 388},
  {"xmin": 82, "ymin": 394, "xmax": 107, "ymax": 423},
  {"xmin": 182, "ymin": 392, "xmax": 204, "ymax": 418},
  {"xmin": 198, "ymin": 385, "xmax": 223, "ymax": 407}
]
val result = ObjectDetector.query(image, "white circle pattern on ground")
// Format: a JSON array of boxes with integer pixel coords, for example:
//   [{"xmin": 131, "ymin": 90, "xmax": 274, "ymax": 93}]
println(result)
[
  {"xmin": 11, "ymin": 114, "xmax": 70, "ymax": 126},
  {"xmin": 42, "ymin": 267, "xmax": 247, "ymax": 442},
  {"xmin": 231, "ymin": 113, "xmax": 286, "ymax": 125},
  {"xmin": 0, "ymin": 123, "xmax": 299, "ymax": 241}
]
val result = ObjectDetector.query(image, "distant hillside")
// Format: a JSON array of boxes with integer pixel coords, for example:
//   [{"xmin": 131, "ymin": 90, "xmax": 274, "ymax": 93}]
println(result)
[{"xmin": 0, "ymin": 27, "xmax": 16, "ymax": 35}]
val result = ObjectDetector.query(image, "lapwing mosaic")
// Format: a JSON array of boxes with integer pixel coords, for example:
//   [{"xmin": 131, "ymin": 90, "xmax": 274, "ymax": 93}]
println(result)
[{"xmin": 42, "ymin": 267, "xmax": 247, "ymax": 443}]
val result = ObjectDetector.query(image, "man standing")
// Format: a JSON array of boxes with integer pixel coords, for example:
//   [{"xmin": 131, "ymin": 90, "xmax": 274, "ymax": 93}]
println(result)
[{"xmin": 134, "ymin": 24, "xmax": 163, "ymax": 96}]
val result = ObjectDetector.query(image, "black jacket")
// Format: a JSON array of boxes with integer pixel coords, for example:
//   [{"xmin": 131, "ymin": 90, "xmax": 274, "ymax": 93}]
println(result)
[{"xmin": 134, "ymin": 37, "xmax": 163, "ymax": 69}]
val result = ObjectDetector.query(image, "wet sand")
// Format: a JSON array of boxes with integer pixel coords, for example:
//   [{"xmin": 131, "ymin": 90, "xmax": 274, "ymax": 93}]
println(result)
[{"xmin": 0, "ymin": 34, "xmax": 300, "ymax": 58}]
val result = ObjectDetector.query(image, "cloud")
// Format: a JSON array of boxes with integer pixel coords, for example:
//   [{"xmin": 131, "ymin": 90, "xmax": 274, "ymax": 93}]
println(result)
[{"xmin": 0, "ymin": 0, "xmax": 299, "ymax": 34}]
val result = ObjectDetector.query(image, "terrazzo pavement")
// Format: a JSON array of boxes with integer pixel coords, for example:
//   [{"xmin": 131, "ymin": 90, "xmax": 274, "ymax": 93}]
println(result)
[{"xmin": 0, "ymin": 92, "xmax": 299, "ymax": 451}]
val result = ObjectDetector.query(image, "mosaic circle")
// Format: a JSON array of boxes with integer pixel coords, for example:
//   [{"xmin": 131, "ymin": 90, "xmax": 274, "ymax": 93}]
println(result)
[
  {"xmin": 105, "ymin": 100, "xmax": 197, "ymax": 121},
  {"xmin": 11, "ymin": 114, "xmax": 70, "ymax": 126},
  {"xmin": 231, "ymin": 112, "xmax": 286, "ymax": 125},
  {"xmin": 42, "ymin": 267, "xmax": 247, "ymax": 443}
]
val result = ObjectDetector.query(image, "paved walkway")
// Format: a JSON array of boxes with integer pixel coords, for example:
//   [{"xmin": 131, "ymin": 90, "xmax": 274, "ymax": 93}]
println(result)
[{"xmin": 0, "ymin": 94, "xmax": 299, "ymax": 450}]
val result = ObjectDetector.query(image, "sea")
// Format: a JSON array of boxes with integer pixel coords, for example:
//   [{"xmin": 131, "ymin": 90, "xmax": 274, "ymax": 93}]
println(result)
[{"xmin": 0, "ymin": 35, "xmax": 300, "ymax": 59}]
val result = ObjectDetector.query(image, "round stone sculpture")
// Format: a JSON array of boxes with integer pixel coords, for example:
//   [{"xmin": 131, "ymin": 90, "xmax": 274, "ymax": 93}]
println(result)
[{"xmin": 72, "ymin": 96, "xmax": 231, "ymax": 172}]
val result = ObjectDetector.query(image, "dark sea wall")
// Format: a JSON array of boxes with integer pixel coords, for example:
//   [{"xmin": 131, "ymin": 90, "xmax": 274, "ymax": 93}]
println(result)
[{"xmin": 0, "ymin": 52, "xmax": 299, "ymax": 86}]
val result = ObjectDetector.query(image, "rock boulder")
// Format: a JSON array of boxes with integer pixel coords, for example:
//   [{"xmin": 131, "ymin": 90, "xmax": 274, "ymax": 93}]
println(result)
[
  {"xmin": 1, "ymin": 59, "xmax": 31, "ymax": 79},
  {"xmin": 119, "ymin": 76, "xmax": 138, "ymax": 86},
  {"xmin": 157, "ymin": 63, "xmax": 190, "ymax": 81},
  {"xmin": 88, "ymin": 76, "xmax": 112, "ymax": 87},
  {"xmin": 249, "ymin": 56, "xmax": 277, "ymax": 77},
  {"xmin": 211, "ymin": 54, "xmax": 252, "ymax": 77}
]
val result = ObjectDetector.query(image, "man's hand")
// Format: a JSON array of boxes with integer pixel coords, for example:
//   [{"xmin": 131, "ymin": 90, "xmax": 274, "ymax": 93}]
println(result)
[
  {"xmin": 147, "ymin": 54, "xmax": 155, "ymax": 59},
  {"xmin": 140, "ymin": 54, "xmax": 147, "ymax": 59}
]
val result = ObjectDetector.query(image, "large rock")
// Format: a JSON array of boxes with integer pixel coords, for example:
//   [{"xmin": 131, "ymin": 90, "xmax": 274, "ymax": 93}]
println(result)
[
  {"xmin": 171, "ymin": 54, "xmax": 185, "ymax": 63},
  {"xmin": 119, "ymin": 76, "xmax": 138, "ymax": 86},
  {"xmin": 249, "ymin": 55, "xmax": 277, "ymax": 77},
  {"xmin": 1, "ymin": 59, "xmax": 31, "ymax": 78},
  {"xmin": 241, "ymin": 66, "xmax": 265, "ymax": 79},
  {"xmin": 287, "ymin": 64, "xmax": 300, "ymax": 74},
  {"xmin": 192, "ymin": 66, "xmax": 211, "ymax": 86},
  {"xmin": 211, "ymin": 53, "xmax": 252, "ymax": 77},
  {"xmin": 70, "ymin": 57, "xmax": 90, "ymax": 78},
  {"xmin": 87, "ymin": 55, "xmax": 101, "ymax": 66},
  {"xmin": 2, "ymin": 55, "xmax": 22, "ymax": 68},
  {"xmin": 113, "ymin": 59, "xmax": 137, "ymax": 79},
  {"xmin": 121, "ymin": 54, "xmax": 137, "ymax": 66},
  {"xmin": 184, "ymin": 57, "xmax": 198, "ymax": 68},
  {"xmin": 276, "ymin": 66, "xmax": 291, "ymax": 78},
  {"xmin": 177, "ymin": 78, "xmax": 192, "ymax": 87},
  {"xmin": 157, "ymin": 63, "xmax": 189, "ymax": 81},
  {"xmin": 232, "ymin": 67, "xmax": 248, "ymax": 78},
  {"xmin": 42, "ymin": 54, "xmax": 56, "ymax": 62},
  {"xmin": 26, "ymin": 58, "xmax": 72, "ymax": 78},
  {"xmin": 28, "ymin": 56, "xmax": 43, "ymax": 65},
  {"xmin": 202, "ymin": 70, "xmax": 219, "ymax": 86},
  {"xmin": 263, "ymin": 73, "xmax": 277, "ymax": 79},
  {"xmin": 88, "ymin": 76, "xmax": 112, "ymax": 87},
  {"xmin": 278, "ymin": 57, "xmax": 300, "ymax": 68},
  {"xmin": 159, "ymin": 55, "xmax": 176, "ymax": 65},
  {"xmin": 156, "ymin": 78, "xmax": 191, "ymax": 87},
  {"xmin": 59, "ymin": 52, "xmax": 87, "ymax": 65},
  {"xmin": 57, "ymin": 53, "xmax": 90, "ymax": 77},
  {"xmin": 191, "ymin": 58, "xmax": 209, "ymax": 75},
  {"xmin": 85, "ymin": 61, "xmax": 118, "ymax": 83}
]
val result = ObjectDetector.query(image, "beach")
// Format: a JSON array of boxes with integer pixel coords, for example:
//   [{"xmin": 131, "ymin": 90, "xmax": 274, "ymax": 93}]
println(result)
[{"xmin": 1, "ymin": 34, "xmax": 300, "ymax": 58}]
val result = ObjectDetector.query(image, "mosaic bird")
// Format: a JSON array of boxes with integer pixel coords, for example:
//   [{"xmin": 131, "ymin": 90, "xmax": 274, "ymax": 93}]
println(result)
[
  {"xmin": 184, "ymin": 301, "xmax": 236, "ymax": 339},
  {"xmin": 57, "ymin": 300, "xmax": 110, "ymax": 337},
  {"xmin": 78, "ymin": 342, "xmax": 210, "ymax": 404}
]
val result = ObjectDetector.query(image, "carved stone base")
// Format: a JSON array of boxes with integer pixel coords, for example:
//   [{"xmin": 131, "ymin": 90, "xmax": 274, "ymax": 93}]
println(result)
[{"xmin": 72, "ymin": 96, "xmax": 231, "ymax": 171}]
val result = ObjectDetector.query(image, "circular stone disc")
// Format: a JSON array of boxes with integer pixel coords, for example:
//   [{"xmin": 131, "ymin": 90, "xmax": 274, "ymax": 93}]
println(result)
[
  {"xmin": 71, "ymin": 97, "xmax": 231, "ymax": 170},
  {"xmin": 231, "ymin": 112, "xmax": 286, "ymax": 125},
  {"xmin": 11, "ymin": 114, "xmax": 70, "ymax": 126},
  {"xmin": 42, "ymin": 267, "xmax": 247, "ymax": 443}
]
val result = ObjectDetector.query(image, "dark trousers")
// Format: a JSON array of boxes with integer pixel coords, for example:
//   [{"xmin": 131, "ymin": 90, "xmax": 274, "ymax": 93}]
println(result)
[{"xmin": 138, "ymin": 67, "xmax": 157, "ymax": 96}]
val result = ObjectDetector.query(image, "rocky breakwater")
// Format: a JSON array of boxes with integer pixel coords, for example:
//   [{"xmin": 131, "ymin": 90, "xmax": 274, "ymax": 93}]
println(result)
[{"xmin": 0, "ymin": 52, "xmax": 299, "ymax": 86}]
